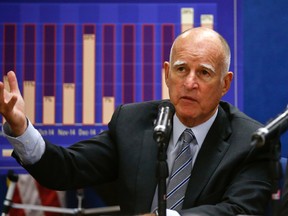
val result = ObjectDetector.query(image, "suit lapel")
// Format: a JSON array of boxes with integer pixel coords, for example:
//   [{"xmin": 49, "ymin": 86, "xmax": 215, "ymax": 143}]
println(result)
[{"xmin": 183, "ymin": 106, "xmax": 232, "ymax": 208}]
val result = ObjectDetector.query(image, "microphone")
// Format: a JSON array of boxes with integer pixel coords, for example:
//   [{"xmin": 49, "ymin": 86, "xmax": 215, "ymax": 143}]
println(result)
[
  {"xmin": 251, "ymin": 106, "xmax": 288, "ymax": 147},
  {"xmin": 153, "ymin": 101, "xmax": 175, "ymax": 143}
]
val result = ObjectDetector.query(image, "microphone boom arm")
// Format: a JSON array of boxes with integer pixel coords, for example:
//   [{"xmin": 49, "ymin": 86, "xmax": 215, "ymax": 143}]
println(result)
[{"xmin": 251, "ymin": 106, "xmax": 288, "ymax": 147}]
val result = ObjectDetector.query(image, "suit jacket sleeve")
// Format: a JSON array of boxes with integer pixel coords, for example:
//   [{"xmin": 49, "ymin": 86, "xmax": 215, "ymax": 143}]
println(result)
[{"xmin": 14, "ymin": 118, "xmax": 120, "ymax": 190}]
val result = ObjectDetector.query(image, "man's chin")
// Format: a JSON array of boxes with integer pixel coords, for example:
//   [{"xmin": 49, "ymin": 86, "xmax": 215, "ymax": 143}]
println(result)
[{"xmin": 176, "ymin": 110, "xmax": 199, "ymax": 126}]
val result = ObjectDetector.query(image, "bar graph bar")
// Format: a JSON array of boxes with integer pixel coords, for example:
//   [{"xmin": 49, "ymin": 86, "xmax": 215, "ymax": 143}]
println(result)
[
  {"xmin": 43, "ymin": 25, "xmax": 56, "ymax": 125},
  {"xmin": 161, "ymin": 24, "xmax": 174, "ymax": 100},
  {"xmin": 201, "ymin": 14, "xmax": 214, "ymax": 29},
  {"xmin": 3, "ymin": 24, "xmax": 16, "ymax": 73},
  {"xmin": 2, "ymin": 149, "xmax": 12, "ymax": 157},
  {"xmin": 23, "ymin": 24, "xmax": 36, "ymax": 124},
  {"xmin": 63, "ymin": 25, "xmax": 76, "ymax": 125},
  {"xmin": 142, "ymin": 25, "xmax": 155, "ymax": 101},
  {"xmin": 82, "ymin": 25, "xmax": 96, "ymax": 125},
  {"xmin": 2, "ymin": 24, "xmax": 16, "ymax": 124},
  {"xmin": 3, "ymin": 24, "xmax": 16, "ymax": 95},
  {"xmin": 102, "ymin": 97, "xmax": 114, "ymax": 124},
  {"xmin": 181, "ymin": 8, "xmax": 194, "ymax": 32},
  {"xmin": 122, "ymin": 25, "xmax": 135, "ymax": 104},
  {"xmin": 102, "ymin": 24, "xmax": 115, "ymax": 125}
]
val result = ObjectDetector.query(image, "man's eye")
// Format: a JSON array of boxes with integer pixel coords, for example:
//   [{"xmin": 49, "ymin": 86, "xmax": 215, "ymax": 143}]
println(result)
[
  {"xmin": 197, "ymin": 70, "xmax": 212, "ymax": 81},
  {"xmin": 177, "ymin": 67, "xmax": 186, "ymax": 72},
  {"xmin": 201, "ymin": 70, "xmax": 210, "ymax": 76}
]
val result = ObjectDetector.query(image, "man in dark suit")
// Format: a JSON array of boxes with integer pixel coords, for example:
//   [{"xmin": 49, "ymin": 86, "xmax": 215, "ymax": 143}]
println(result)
[{"xmin": 0, "ymin": 27, "xmax": 271, "ymax": 215}]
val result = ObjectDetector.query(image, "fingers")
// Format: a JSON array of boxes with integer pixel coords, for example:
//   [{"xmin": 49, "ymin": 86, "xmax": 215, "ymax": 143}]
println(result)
[
  {"xmin": 0, "ymin": 71, "xmax": 18, "ymax": 116},
  {"xmin": 0, "ymin": 82, "xmax": 5, "ymax": 105},
  {"xmin": 0, "ymin": 71, "xmax": 14, "ymax": 106},
  {"xmin": 6, "ymin": 95, "xmax": 18, "ymax": 113},
  {"xmin": 7, "ymin": 71, "xmax": 21, "ymax": 94}
]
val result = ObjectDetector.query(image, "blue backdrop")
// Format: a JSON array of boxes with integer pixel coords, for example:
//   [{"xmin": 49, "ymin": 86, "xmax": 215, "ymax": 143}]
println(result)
[{"xmin": 243, "ymin": 0, "xmax": 288, "ymax": 157}]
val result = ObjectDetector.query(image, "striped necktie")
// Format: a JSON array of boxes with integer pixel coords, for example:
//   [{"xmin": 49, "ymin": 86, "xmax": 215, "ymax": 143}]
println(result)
[{"xmin": 166, "ymin": 128, "xmax": 197, "ymax": 210}]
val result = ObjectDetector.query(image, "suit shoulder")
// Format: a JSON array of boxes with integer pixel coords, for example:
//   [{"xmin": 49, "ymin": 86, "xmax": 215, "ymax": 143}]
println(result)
[{"xmin": 219, "ymin": 101, "xmax": 263, "ymax": 130}]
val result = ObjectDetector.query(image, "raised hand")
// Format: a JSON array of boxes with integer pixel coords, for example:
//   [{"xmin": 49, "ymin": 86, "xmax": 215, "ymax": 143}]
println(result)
[{"xmin": 0, "ymin": 71, "xmax": 27, "ymax": 136}]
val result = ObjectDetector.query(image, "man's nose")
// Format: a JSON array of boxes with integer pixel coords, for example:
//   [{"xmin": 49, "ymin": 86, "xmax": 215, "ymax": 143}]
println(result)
[{"xmin": 184, "ymin": 71, "xmax": 198, "ymax": 89}]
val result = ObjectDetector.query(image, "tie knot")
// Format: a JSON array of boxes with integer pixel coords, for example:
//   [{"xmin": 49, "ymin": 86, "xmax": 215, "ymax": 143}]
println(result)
[{"xmin": 182, "ymin": 128, "xmax": 195, "ymax": 144}]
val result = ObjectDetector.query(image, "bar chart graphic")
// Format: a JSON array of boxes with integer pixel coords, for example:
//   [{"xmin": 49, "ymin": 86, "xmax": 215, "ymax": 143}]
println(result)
[{"xmin": 0, "ymin": 2, "xmax": 240, "ymax": 172}]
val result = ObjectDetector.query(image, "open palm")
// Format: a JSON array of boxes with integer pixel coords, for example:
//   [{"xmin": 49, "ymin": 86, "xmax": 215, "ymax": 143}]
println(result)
[{"xmin": 0, "ymin": 71, "xmax": 27, "ymax": 136}]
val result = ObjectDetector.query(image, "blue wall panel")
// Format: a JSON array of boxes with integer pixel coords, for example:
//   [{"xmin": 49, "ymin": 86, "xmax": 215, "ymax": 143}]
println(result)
[{"xmin": 243, "ymin": 0, "xmax": 288, "ymax": 157}]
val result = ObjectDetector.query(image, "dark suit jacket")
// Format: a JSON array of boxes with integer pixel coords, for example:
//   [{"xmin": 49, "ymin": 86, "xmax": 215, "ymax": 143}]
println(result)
[{"xmin": 16, "ymin": 100, "xmax": 272, "ymax": 216}]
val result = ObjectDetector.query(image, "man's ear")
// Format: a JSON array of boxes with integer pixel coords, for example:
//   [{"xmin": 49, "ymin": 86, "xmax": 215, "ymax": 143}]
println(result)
[
  {"xmin": 221, "ymin": 71, "xmax": 233, "ymax": 96},
  {"xmin": 163, "ymin": 61, "xmax": 170, "ymax": 87}
]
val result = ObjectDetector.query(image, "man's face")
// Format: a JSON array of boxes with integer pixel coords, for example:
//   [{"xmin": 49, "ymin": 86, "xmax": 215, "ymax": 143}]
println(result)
[{"xmin": 165, "ymin": 33, "xmax": 233, "ymax": 127}]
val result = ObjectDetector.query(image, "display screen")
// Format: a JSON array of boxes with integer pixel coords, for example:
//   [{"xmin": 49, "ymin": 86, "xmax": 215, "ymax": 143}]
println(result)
[{"xmin": 0, "ymin": 1, "xmax": 241, "ymax": 173}]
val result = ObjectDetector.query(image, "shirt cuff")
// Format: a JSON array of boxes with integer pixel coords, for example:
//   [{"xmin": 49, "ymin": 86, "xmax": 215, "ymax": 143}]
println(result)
[
  {"xmin": 2, "ymin": 119, "xmax": 45, "ymax": 165},
  {"xmin": 155, "ymin": 209, "xmax": 180, "ymax": 216},
  {"xmin": 167, "ymin": 209, "xmax": 180, "ymax": 216}
]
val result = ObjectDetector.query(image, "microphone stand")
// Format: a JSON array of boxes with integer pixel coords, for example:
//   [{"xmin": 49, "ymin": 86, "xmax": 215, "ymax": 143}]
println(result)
[
  {"xmin": 1, "ymin": 170, "xmax": 18, "ymax": 216},
  {"xmin": 153, "ymin": 101, "xmax": 174, "ymax": 216},
  {"xmin": 156, "ymin": 140, "xmax": 169, "ymax": 216}
]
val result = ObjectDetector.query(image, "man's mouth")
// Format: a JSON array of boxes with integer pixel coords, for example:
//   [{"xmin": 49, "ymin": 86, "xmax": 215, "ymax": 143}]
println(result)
[{"xmin": 180, "ymin": 96, "xmax": 197, "ymax": 102}]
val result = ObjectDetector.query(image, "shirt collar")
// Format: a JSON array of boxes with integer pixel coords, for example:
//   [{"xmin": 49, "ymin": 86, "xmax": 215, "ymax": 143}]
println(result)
[{"xmin": 172, "ymin": 108, "xmax": 218, "ymax": 148}]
